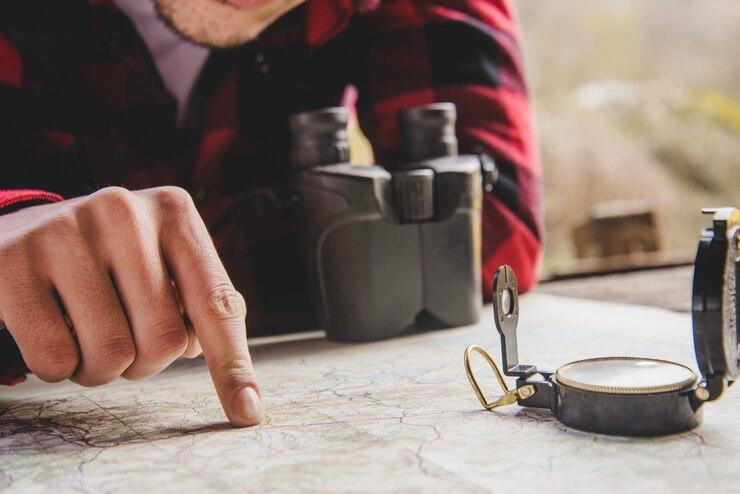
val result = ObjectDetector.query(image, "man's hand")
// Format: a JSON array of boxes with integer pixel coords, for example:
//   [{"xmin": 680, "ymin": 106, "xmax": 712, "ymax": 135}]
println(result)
[{"xmin": 0, "ymin": 186, "xmax": 263, "ymax": 426}]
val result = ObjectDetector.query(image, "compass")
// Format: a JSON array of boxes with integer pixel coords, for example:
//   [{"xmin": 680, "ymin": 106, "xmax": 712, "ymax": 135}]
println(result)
[{"xmin": 465, "ymin": 208, "xmax": 738, "ymax": 436}]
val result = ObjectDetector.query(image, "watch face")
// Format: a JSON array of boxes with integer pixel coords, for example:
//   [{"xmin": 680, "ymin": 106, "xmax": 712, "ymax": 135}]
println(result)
[{"xmin": 555, "ymin": 357, "xmax": 698, "ymax": 395}]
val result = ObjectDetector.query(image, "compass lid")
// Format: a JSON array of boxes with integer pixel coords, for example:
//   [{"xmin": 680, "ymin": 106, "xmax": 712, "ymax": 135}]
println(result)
[
  {"xmin": 492, "ymin": 266, "xmax": 537, "ymax": 378},
  {"xmin": 691, "ymin": 208, "xmax": 740, "ymax": 400}
]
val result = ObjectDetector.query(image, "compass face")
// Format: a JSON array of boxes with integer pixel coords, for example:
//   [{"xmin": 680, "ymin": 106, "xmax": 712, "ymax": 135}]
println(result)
[
  {"xmin": 722, "ymin": 227, "xmax": 740, "ymax": 379},
  {"xmin": 555, "ymin": 357, "xmax": 698, "ymax": 395}
]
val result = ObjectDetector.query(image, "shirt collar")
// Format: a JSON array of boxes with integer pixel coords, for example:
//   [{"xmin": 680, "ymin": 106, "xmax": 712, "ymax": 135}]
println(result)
[{"xmin": 306, "ymin": 0, "xmax": 354, "ymax": 46}]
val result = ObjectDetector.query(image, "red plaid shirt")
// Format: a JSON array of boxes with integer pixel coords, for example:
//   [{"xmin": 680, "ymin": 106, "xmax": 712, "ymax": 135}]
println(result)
[{"xmin": 0, "ymin": 0, "xmax": 541, "ymax": 381}]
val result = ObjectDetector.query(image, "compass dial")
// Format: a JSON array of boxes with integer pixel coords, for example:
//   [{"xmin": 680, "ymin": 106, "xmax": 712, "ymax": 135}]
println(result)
[{"xmin": 555, "ymin": 357, "xmax": 698, "ymax": 395}]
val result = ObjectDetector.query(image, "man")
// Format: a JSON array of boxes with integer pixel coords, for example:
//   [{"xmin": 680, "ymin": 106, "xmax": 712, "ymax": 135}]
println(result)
[{"xmin": 0, "ymin": 0, "xmax": 541, "ymax": 426}]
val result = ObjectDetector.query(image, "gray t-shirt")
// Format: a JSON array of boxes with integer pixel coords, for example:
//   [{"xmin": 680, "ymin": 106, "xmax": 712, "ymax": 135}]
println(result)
[{"xmin": 113, "ymin": 0, "xmax": 210, "ymax": 125}]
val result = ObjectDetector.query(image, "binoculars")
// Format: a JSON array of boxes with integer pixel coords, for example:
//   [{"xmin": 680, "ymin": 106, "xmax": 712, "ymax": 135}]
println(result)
[{"xmin": 290, "ymin": 103, "xmax": 497, "ymax": 341}]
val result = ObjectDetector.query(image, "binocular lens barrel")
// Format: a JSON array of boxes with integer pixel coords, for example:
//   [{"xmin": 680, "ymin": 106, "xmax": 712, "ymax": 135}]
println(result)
[
  {"xmin": 397, "ymin": 103, "xmax": 458, "ymax": 162},
  {"xmin": 290, "ymin": 107, "xmax": 350, "ymax": 169}
]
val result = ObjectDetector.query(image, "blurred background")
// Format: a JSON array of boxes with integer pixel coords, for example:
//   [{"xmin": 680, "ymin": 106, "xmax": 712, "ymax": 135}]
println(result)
[
  {"xmin": 515, "ymin": 0, "xmax": 740, "ymax": 277},
  {"xmin": 349, "ymin": 0, "xmax": 740, "ymax": 280}
]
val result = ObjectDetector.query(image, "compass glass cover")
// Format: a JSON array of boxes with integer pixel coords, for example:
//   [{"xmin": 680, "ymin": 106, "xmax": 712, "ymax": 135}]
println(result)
[{"xmin": 555, "ymin": 357, "xmax": 698, "ymax": 394}]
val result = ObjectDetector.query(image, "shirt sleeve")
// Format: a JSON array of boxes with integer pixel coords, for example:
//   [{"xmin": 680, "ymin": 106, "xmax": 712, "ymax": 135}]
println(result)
[
  {"xmin": 0, "ymin": 189, "xmax": 64, "ymax": 212},
  {"xmin": 1, "ymin": 31, "xmax": 65, "ymax": 208},
  {"xmin": 349, "ymin": 0, "xmax": 542, "ymax": 297}
]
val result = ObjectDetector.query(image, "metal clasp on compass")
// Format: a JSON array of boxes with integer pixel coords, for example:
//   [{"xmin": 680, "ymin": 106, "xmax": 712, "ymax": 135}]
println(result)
[{"xmin": 464, "ymin": 344, "xmax": 536, "ymax": 410}]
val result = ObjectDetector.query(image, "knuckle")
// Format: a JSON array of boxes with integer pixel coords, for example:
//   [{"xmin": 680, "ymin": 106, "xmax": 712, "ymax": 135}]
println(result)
[
  {"xmin": 143, "ymin": 322, "xmax": 188, "ymax": 358},
  {"xmin": 72, "ymin": 372, "xmax": 116, "ymax": 388},
  {"xmin": 203, "ymin": 284, "xmax": 247, "ymax": 321},
  {"xmin": 216, "ymin": 356, "xmax": 257, "ymax": 385},
  {"xmin": 93, "ymin": 186, "xmax": 134, "ymax": 205},
  {"xmin": 87, "ymin": 186, "xmax": 140, "ymax": 224},
  {"xmin": 153, "ymin": 186, "xmax": 194, "ymax": 215},
  {"xmin": 96, "ymin": 334, "xmax": 136, "ymax": 369},
  {"xmin": 120, "ymin": 368, "xmax": 151, "ymax": 382},
  {"xmin": 29, "ymin": 341, "xmax": 79, "ymax": 382}
]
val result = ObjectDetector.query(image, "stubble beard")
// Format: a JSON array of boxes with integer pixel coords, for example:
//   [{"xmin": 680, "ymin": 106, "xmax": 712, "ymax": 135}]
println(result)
[{"xmin": 154, "ymin": 0, "xmax": 304, "ymax": 48}]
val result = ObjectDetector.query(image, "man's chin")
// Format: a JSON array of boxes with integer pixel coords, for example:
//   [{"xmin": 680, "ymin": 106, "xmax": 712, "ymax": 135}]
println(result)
[
  {"xmin": 226, "ymin": 0, "xmax": 276, "ymax": 8},
  {"xmin": 155, "ymin": 0, "xmax": 303, "ymax": 48}
]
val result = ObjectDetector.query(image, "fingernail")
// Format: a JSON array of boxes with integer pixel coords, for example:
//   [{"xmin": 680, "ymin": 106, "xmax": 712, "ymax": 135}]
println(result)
[{"xmin": 233, "ymin": 387, "xmax": 264, "ymax": 425}]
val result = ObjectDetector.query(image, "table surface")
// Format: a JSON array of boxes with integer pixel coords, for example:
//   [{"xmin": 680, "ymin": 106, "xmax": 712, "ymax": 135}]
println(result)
[
  {"xmin": 2, "ymin": 276, "xmax": 738, "ymax": 493},
  {"xmin": 538, "ymin": 265, "xmax": 694, "ymax": 313}
]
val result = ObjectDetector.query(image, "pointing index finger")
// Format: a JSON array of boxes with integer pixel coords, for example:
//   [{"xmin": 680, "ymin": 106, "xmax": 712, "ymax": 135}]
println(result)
[{"xmin": 148, "ymin": 187, "xmax": 264, "ymax": 426}]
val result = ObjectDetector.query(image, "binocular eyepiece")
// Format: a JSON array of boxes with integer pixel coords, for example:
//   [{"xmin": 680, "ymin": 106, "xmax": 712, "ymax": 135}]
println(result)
[
  {"xmin": 289, "ymin": 103, "xmax": 459, "ymax": 168},
  {"xmin": 289, "ymin": 107, "xmax": 350, "ymax": 169},
  {"xmin": 396, "ymin": 102, "xmax": 458, "ymax": 162}
]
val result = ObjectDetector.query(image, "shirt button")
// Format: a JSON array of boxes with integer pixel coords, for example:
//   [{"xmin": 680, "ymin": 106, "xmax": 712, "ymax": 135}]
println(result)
[{"xmin": 255, "ymin": 53, "xmax": 270, "ymax": 74}]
